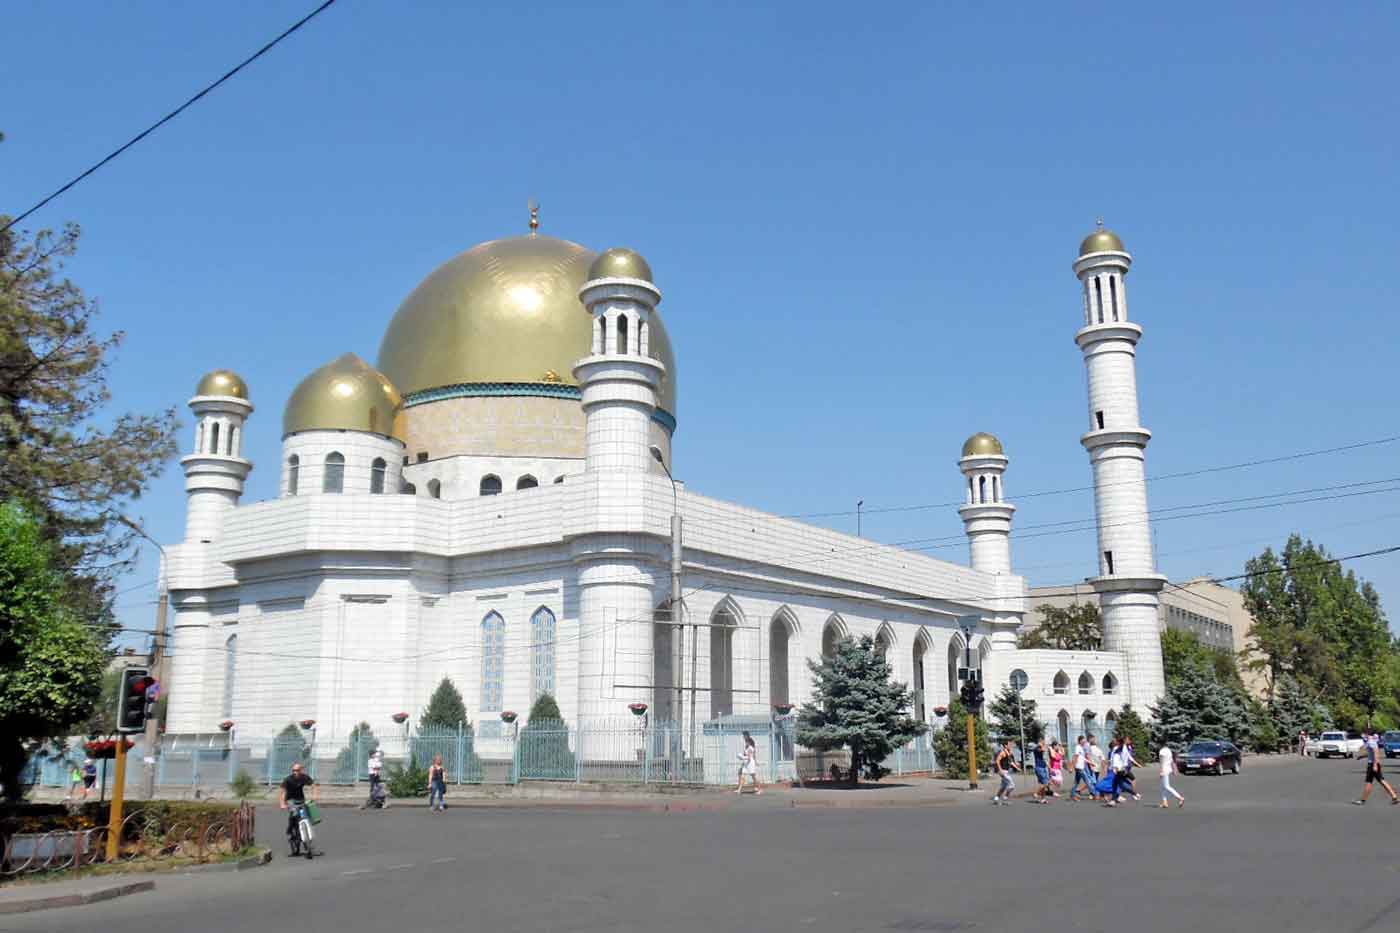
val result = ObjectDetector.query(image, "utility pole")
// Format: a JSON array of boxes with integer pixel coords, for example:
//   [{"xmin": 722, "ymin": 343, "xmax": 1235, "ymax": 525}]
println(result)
[
  {"xmin": 856, "ymin": 499, "xmax": 863, "ymax": 537},
  {"xmin": 958, "ymin": 616, "xmax": 980, "ymax": 790},
  {"xmin": 117, "ymin": 515, "xmax": 167, "ymax": 799},
  {"xmin": 1011, "ymin": 669, "xmax": 1029, "ymax": 770},
  {"xmin": 651, "ymin": 447, "xmax": 685, "ymax": 774}
]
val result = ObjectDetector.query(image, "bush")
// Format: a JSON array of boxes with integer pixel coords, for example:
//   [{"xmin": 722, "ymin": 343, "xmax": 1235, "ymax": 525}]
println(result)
[
  {"xmin": 386, "ymin": 762, "xmax": 429, "ymax": 797},
  {"xmin": 332, "ymin": 722, "xmax": 379, "ymax": 783},
  {"xmin": 932, "ymin": 698, "xmax": 993, "ymax": 778},
  {"xmin": 229, "ymin": 770, "xmax": 260, "ymax": 800},
  {"xmin": 519, "ymin": 693, "xmax": 574, "ymax": 778}
]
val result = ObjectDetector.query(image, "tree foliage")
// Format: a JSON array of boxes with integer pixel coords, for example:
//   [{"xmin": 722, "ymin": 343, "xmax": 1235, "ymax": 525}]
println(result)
[
  {"xmin": 1018, "ymin": 603, "xmax": 1103, "ymax": 651},
  {"xmin": 0, "ymin": 219, "xmax": 179, "ymax": 627},
  {"xmin": 797, "ymin": 635, "xmax": 926, "ymax": 785},
  {"xmin": 419, "ymin": 677, "xmax": 469, "ymax": 730},
  {"xmin": 1242, "ymin": 535, "xmax": 1394, "ymax": 729},
  {"xmin": 1150, "ymin": 663, "xmax": 1254, "ymax": 752},
  {"xmin": 526, "ymin": 692, "xmax": 563, "ymax": 723},
  {"xmin": 519, "ymin": 692, "xmax": 573, "ymax": 777},
  {"xmin": 988, "ymin": 683, "xmax": 1042, "ymax": 763},
  {"xmin": 1113, "ymin": 705, "xmax": 1152, "ymax": 760},
  {"xmin": 1162, "ymin": 628, "xmax": 1241, "ymax": 687},
  {"xmin": 0, "ymin": 501, "xmax": 109, "ymax": 799},
  {"xmin": 931, "ymin": 697, "xmax": 993, "ymax": 779}
]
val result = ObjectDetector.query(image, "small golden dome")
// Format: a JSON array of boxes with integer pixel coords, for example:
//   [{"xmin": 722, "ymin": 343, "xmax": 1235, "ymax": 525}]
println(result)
[
  {"xmin": 1079, "ymin": 228, "xmax": 1126, "ymax": 256},
  {"xmin": 283, "ymin": 353, "xmax": 404, "ymax": 440},
  {"xmin": 587, "ymin": 247, "xmax": 653, "ymax": 283},
  {"xmin": 961, "ymin": 432, "xmax": 1005, "ymax": 457},
  {"xmin": 195, "ymin": 369, "xmax": 249, "ymax": 399}
]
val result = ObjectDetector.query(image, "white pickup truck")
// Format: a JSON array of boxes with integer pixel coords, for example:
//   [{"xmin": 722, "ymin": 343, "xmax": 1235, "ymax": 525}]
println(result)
[{"xmin": 1311, "ymin": 730, "xmax": 1365, "ymax": 758}]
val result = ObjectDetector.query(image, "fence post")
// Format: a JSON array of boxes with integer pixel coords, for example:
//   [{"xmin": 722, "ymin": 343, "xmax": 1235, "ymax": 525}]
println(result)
[
  {"xmin": 575, "ymin": 721, "xmax": 583, "ymax": 783},
  {"xmin": 456, "ymin": 722, "xmax": 464, "ymax": 785}
]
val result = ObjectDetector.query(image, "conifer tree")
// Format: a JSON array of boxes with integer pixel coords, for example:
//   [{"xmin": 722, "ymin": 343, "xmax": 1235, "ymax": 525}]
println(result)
[
  {"xmin": 519, "ymin": 692, "xmax": 573, "ymax": 778},
  {"xmin": 988, "ymin": 683, "xmax": 1042, "ymax": 764},
  {"xmin": 931, "ymin": 697, "xmax": 993, "ymax": 779},
  {"xmin": 419, "ymin": 677, "xmax": 469, "ymax": 730},
  {"xmin": 1150, "ymin": 665, "xmax": 1252, "ymax": 751},
  {"xmin": 1113, "ymin": 705, "xmax": 1152, "ymax": 758},
  {"xmin": 797, "ymin": 635, "xmax": 926, "ymax": 785}
]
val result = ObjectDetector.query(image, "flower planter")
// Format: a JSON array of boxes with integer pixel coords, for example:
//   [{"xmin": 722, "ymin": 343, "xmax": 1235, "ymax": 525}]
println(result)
[
  {"xmin": 627, "ymin": 703, "xmax": 649, "ymax": 718},
  {"xmin": 391, "ymin": 712, "xmax": 410, "ymax": 725},
  {"xmin": 499, "ymin": 711, "xmax": 518, "ymax": 724},
  {"xmin": 219, "ymin": 720, "xmax": 235, "ymax": 732},
  {"xmin": 83, "ymin": 738, "xmax": 135, "ymax": 760}
]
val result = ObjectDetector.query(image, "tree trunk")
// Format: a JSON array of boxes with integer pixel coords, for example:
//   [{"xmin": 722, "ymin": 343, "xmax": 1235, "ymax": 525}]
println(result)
[
  {"xmin": 848, "ymin": 750, "xmax": 860, "ymax": 787},
  {"xmin": 0, "ymin": 737, "xmax": 27, "ymax": 802}
]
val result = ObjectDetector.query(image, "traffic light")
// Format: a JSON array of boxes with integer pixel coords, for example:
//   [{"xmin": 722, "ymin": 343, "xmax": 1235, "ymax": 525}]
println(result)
[
  {"xmin": 970, "ymin": 683, "xmax": 985, "ymax": 709},
  {"xmin": 117, "ymin": 667, "xmax": 156, "ymax": 733},
  {"xmin": 958, "ymin": 682, "xmax": 972, "ymax": 707}
]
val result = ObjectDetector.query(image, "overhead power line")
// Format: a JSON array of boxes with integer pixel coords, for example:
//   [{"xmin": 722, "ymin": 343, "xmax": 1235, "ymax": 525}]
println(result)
[{"xmin": 1, "ymin": 0, "xmax": 340, "ymax": 234}]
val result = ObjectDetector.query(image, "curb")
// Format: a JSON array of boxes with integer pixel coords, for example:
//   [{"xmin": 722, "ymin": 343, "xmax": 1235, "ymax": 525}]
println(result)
[
  {"xmin": 0, "ymin": 879, "xmax": 155, "ymax": 916},
  {"xmin": 170, "ymin": 848, "xmax": 273, "ymax": 874}
]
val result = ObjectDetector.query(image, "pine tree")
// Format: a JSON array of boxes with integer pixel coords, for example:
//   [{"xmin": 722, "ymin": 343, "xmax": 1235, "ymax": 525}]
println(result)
[
  {"xmin": 796, "ymin": 635, "xmax": 926, "ymax": 785},
  {"xmin": 1150, "ymin": 664, "xmax": 1253, "ymax": 751},
  {"xmin": 1113, "ymin": 705, "xmax": 1152, "ymax": 760},
  {"xmin": 931, "ymin": 697, "xmax": 993, "ymax": 779},
  {"xmin": 419, "ymin": 677, "xmax": 469, "ymax": 730},
  {"xmin": 526, "ymin": 692, "xmax": 563, "ymax": 723},
  {"xmin": 519, "ymin": 692, "xmax": 573, "ymax": 778},
  {"xmin": 989, "ymin": 683, "xmax": 1042, "ymax": 764},
  {"xmin": 333, "ymin": 721, "xmax": 379, "ymax": 782}
]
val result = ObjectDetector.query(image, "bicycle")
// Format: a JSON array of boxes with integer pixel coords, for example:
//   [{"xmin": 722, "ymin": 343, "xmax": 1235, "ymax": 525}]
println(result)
[{"xmin": 286, "ymin": 801, "xmax": 317, "ymax": 859}]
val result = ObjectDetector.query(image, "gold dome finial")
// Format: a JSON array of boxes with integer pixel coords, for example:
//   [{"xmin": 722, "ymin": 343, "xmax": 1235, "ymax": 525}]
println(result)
[
  {"xmin": 1079, "ymin": 220, "xmax": 1125, "ymax": 257},
  {"xmin": 587, "ymin": 247, "xmax": 654, "ymax": 283},
  {"xmin": 528, "ymin": 199, "xmax": 539, "ymax": 235},
  {"xmin": 195, "ymin": 369, "xmax": 249, "ymax": 400},
  {"xmin": 961, "ymin": 432, "xmax": 1005, "ymax": 458}
]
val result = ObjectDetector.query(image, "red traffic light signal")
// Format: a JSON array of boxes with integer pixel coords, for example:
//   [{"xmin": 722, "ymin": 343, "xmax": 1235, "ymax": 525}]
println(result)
[{"xmin": 117, "ymin": 667, "xmax": 156, "ymax": 733}]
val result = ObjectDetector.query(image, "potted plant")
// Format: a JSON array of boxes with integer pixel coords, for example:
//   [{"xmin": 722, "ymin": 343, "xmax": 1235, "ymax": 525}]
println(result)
[
  {"xmin": 933, "ymin": 706, "xmax": 948, "ymax": 717},
  {"xmin": 391, "ymin": 712, "xmax": 410, "ymax": 725},
  {"xmin": 772, "ymin": 703, "xmax": 794, "ymax": 716},
  {"xmin": 219, "ymin": 719, "xmax": 235, "ymax": 732},
  {"xmin": 627, "ymin": 703, "xmax": 648, "ymax": 718},
  {"xmin": 299, "ymin": 719, "xmax": 317, "ymax": 730},
  {"xmin": 499, "ymin": 711, "xmax": 518, "ymax": 724}
]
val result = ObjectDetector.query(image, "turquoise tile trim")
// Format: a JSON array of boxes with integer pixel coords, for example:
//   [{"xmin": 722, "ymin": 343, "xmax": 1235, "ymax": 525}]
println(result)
[{"xmin": 404, "ymin": 382, "xmax": 676, "ymax": 433}]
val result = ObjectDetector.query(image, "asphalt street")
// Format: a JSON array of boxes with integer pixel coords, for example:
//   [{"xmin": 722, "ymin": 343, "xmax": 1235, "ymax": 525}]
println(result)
[{"xmin": 8, "ymin": 755, "xmax": 1398, "ymax": 933}]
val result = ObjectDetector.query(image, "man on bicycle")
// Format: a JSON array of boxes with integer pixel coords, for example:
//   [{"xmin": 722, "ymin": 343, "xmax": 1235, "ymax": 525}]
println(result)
[{"xmin": 279, "ymin": 762, "xmax": 319, "ymax": 855}]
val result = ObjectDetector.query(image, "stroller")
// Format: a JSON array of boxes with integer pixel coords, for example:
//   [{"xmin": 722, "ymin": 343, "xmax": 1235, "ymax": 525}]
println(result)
[{"xmin": 363, "ymin": 776, "xmax": 388, "ymax": 809}]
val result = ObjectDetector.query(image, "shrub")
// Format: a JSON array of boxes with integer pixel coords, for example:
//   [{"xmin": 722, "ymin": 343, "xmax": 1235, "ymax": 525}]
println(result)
[
  {"xmin": 229, "ymin": 770, "xmax": 260, "ymax": 800},
  {"xmin": 519, "ymin": 693, "xmax": 574, "ymax": 778},
  {"xmin": 932, "ymin": 698, "xmax": 993, "ymax": 778},
  {"xmin": 332, "ymin": 722, "xmax": 378, "ymax": 783},
  {"xmin": 385, "ymin": 762, "xmax": 429, "ymax": 797}
]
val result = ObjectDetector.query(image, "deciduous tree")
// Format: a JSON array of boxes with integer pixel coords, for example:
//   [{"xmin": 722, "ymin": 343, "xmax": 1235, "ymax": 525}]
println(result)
[{"xmin": 1018, "ymin": 603, "xmax": 1103, "ymax": 651}]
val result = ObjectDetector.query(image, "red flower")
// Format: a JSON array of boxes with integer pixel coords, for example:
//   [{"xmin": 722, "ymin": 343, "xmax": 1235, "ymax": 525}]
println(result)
[
  {"xmin": 500, "ymin": 711, "xmax": 518, "ymax": 723},
  {"xmin": 391, "ymin": 712, "xmax": 410, "ymax": 724},
  {"xmin": 299, "ymin": 719, "xmax": 317, "ymax": 729},
  {"xmin": 219, "ymin": 720, "xmax": 235, "ymax": 732},
  {"xmin": 627, "ymin": 703, "xmax": 648, "ymax": 717}
]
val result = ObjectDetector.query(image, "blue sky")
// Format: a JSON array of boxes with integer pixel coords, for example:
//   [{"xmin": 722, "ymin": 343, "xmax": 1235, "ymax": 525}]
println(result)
[{"xmin": 4, "ymin": 2, "xmax": 1397, "ymax": 645}]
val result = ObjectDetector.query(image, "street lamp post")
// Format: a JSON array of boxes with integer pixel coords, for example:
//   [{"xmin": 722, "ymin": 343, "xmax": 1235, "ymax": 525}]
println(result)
[
  {"xmin": 117, "ymin": 515, "xmax": 167, "ymax": 800},
  {"xmin": 1010, "ymin": 669, "xmax": 1029, "ymax": 770},
  {"xmin": 958, "ymin": 616, "xmax": 980, "ymax": 789},
  {"xmin": 650, "ymin": 446, "xmax": 686, "ymax": 775}
]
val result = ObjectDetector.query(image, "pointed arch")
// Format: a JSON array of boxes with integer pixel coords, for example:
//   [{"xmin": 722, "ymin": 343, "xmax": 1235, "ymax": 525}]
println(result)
[
  {"xmin": 516, "ymin": 475, "xmax": 539, "ymax": 491},
  {"xmin": 1078, "ymin": 670, "xmax": 1095, "ymax": 695},
  {"xmin": 977, "ymin": 637, "xmax": 992, "ymax": 669},
  {"xmin": 1057, "ymin": 709, "xmax": 1071, "ymax": 747},
  {"xmin": 947, "ymin": 631, "xmax": 966, "ymax": 694},
  {"xmin": 874, "ymin": 622, "xmax": 896, "ymax": 661},
  {"xmin": 323, "ymin": 452, "xmax": 345, "ymax": 493},
  {"xmin": 1104, "ymin": 709, "xmax": 1118, "ymax": 741},
  {"xmin": 530, "ymin": 606, "xmax": 556, "ymax": 703},
  {"xmin": 1102, "ymin": 672, "xmax": 1119, "ymax": 696},
  {"xmin": 821, "ymin": 613, "xmax": 849, "ymax": 661},
  {"xmin": 769, "ymin": 606, "xmax": 800, "ymax": 709},
  {"xmin": 912, "ymin": 627, "xmax": 932, "ymax": 722},
  {"xmin": 480, "ymin": 611, "xmax": 505, "ymax": 712},
  {"xmin": 1052, "ymin": 670, "xmax": 1070, "ymax": 695},
  {"xmin": 709, "ymin": 597, "xmax": 742, "ymax": 718}
]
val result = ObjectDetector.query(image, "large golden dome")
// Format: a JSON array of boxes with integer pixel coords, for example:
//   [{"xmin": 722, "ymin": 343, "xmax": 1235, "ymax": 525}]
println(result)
[
  {"xmin": 283, "ymin": 352, "xmax": 404, "ymax": 440},
  {"xmin": 376, "ymin": 235, "xmax": 677, "ymax": 416}
]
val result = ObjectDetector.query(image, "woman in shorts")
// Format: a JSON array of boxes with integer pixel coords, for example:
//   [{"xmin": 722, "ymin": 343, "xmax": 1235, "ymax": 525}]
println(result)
[{"xmin": 1048, "ymin": 740, "xmax": 1065, "ymax": 798}]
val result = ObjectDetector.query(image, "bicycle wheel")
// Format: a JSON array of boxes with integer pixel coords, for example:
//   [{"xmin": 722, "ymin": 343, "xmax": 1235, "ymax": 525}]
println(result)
[{"xmin": 299, "ymin": 819, "xmax": 314, "ymax": 858}]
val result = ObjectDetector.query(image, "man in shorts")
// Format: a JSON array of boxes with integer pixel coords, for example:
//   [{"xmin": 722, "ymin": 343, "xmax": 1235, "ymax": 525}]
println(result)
[
  {"xmin": 1088, "ymin": 736, "xmax": 1107, "ymax": 800},
  {"xmin": 991, "ymin": 740, "xmax": 1021, "ymax": 805},
  {"xmin": 1353, "ymin": 729, "xmax": 1399, "ymax": 806}
]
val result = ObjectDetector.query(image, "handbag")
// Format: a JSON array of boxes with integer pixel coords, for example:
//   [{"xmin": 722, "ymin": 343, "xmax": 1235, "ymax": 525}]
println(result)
[{"xmin": 304, "ymin": 800, "xmax": 323, "ymax": 825}]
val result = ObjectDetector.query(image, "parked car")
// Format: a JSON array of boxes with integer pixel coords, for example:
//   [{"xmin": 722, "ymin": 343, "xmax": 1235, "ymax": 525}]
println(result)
[
  {"xmin": 1382, "ymin": 732, "xmax": 1400, "ymax": 759},
  {"xmin": 1178, "ymin": 740, "xmax": 1242, "ymax": 775},
  {"xmin": 1314, "ymin": 730, "xmax": 1365, "ymax": 758}
]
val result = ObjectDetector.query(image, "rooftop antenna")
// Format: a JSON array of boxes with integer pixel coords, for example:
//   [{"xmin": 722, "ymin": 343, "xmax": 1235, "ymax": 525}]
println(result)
[{"xmin": 528, "ymin": 199, "xmax": 540, "ymax": 235}]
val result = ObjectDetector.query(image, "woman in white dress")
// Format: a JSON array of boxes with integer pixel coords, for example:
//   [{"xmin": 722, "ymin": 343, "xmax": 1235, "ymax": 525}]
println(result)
[{"xmin": 736, "ymin": 730, "xmax": 762, "ymax": 795}]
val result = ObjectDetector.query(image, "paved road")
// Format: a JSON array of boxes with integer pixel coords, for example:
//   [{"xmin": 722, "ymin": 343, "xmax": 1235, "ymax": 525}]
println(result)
[{"xmin": 10, "ymin": 755, "xmax": 1399, "ymax": 933}]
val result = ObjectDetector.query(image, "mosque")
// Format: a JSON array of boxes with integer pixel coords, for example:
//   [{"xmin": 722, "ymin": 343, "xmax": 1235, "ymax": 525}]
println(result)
[{"xmin": 162, "ymin": 220, "xmax": 1167, "ymax": 757}]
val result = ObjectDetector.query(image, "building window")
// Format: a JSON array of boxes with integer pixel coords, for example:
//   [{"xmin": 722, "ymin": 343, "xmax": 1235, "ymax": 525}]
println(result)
[
  {"xmin": 427, "ymin": 479, "xmax": 442, "ymax": 499},
  {"xmin": 1095, "ymin": 410, "xmax": 1105, "ymax": 430},
  {"xmin": 480, "ymin": 475, "xmax": 502, "ymax": 496},
  {"xmin": 710, "ymin": 604, "xmax": 737, "ymax": 718},
  {"xmin": 531, "ymin": 607, "xmax": 556, "ymax": 702},
  {"xmin": 370, "ymin": 458, "xmax": 387, "ymax": 494},
  {"xmin": 416, "ymin": 452, "xmax": 429, "ymax": 463},
  {"xmin": 481, "ymin": 611, "xmax": 505, "ymax": 712},
  {"xmin": 1109, "ymin": 276, "xmax": 1119, "ymax": 321},
  {"xmin": 402, "ymin": 455, "xmax": 410, "ymax": 466},
  {"xmin": 210, "ymin": 422, "xmax": 220, "ymax": 455},
  {"xmin": 1103, "ymin": 672, "xmax": 1118, "ymax": 695},
  {"xmin": 1103, "ymin": 550, "xmax": 1115, "ymax": 575},
  {"xmin": 323, "ymin": 452, "xmax": 345, "ymax": 493},
  {"xmin": 616, "ymin": 313, "xmax": 629, "ymax": 354},
  {"xmin": 517, "ymin": 475, "xmax": 538, "ymax": 491},
  {"xmin": 1053, "ymin": 671, "xmax": 1070, "ymax": 695},
  {"xmin": 223, "ymin": 634, "xmax": 237, "ymax": 718},
  {"xmin": 401, "ymin": 482, "xmax": 416, "ymax": 495},
  {"xmin": 287, "ymin": 455, "xmax": 300, "ymax": 496},
  {"xmin": 1095, "ymin": 277, "xmax": 1104, "ymax": 323},
  {"xmin": 1078, "ymin": 671, "xmax": 1094, "ymax": 695}
]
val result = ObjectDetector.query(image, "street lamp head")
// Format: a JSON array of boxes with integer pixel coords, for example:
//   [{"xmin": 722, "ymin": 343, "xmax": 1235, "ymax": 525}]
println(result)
[{"xmin": 649, "ymin": 445, "xmax": 665, "ymax": 465}]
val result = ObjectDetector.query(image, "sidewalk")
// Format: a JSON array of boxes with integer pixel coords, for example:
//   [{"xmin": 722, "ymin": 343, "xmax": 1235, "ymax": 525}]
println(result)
[{"xmin": 0, "ymin": 877, "xmax": 154, "ymax": 915}]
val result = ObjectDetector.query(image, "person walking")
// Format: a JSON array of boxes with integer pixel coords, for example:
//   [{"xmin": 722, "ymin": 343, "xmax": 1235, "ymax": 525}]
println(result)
[
  {"xmin": 81, "ymin": 759, "xmax": 97, "ymax": 800},
  {"xmin": 1031, "ymin": 737, "xmax": 1051, "ymax": 803},
  {"xmin": 991, "ymin": 740, "xmax": 1020, "ymax": 805},
  {"xmin": 1123, "ymin": 738, "xmax": 1143, "ymax": 801},
  {"xmin": 1158, "ymin": 743, "xmax": 1185, "ymax": 808},
  {"xmin": 1104, "ymin": 738, "xmax": 1127, "ymax": 807},
  {"xmin": 1048, "ymin": 740, "xmax": 1065, "ymax": 798},
  {"xmin": 428, "ymin": 754, "xmax": 448, "ymax": 812},
  {"xmin": 1353, "ymin": 728, "xmax": 1400, "ymax": 806},
  {"xmin": 1299, "ymin": 729, "xmax": 1309, "ymax": 758},
  {"xmin": 362, "ymin": 748, "xmax": 388, "ymax": 810},
  {"xmin": 1088, "ymin": 736, "xmax": 1107, "ymax": 800},
  {"xmin": 736, "ymin": 731, "xmax": 762, "ymax": 795},
  {"xmin": 1070, "ymin": 736, "xmax": 1093, "ymax": 801}
]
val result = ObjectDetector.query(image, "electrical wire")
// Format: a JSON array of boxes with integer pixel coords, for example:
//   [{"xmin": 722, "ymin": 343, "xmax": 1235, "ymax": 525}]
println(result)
[{"xmin": 1, "ymin": 0, "xmax": 340, "ymax": 233}]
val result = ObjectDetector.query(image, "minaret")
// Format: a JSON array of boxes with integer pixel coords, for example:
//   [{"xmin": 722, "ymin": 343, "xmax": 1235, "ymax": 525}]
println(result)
[
  {"xmin": 182, "ymin": 370, "xmax": 253, "ymax": 543},
  {"xmin": 1074, "ymin": 224, "xmax": 1166, "ymax": 707},
  {"xmin": 958, "ymin": 432, "xmax": 1015, "ymax": 575},
  {"xmin": 572, "ymin": 247, "xmax": 668, "ymax": 725}
]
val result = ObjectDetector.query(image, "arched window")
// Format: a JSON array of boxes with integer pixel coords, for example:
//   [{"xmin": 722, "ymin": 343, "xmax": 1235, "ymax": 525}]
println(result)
[
  {"xmin": 710, "ymin": 602, "xmax": 738, "ymax": 718},
  {"xmin": 530, "ymin": 607, "xmax": 556, "ymax": 702},
  {"xmin": 553, "ymin": 476, "xmax": 565, "ymax": 484},
  {"xmin": 287, "ymin": 455, "xmax": 300, "ymax": 496},
  {"xmin": 481, "ymin": 612, "xmax": 505, "ymax": 712},
  {"xmin": 1052, "ymin": 671, "xmax": 1070, "ymax": 695},
  {"xmin": 874, "ymin": 624, "xmax": 894, "ymax": 663},
  {"xmin": 822, "ymin": 616, "xmax": 845, "ymax": 662},
  {"xmin": 370, "ymin": 458, "xmax": 387, "ymax": 494},
  {"xmin": 1102, "ymin": 672, "xmax": 1118, "ymax": 696},
  {"xmin": 517, "ymin": 475, "xmax": 538, "ymax": 491},
  {"xmin": 1105, "ymin": 710, "xmax": 1118, "ymax": 740},
  {"xmin": 400, "ymin": 482, "xmax": 416, "ymax": 495},
  {"xmin": 616, "ymin": 313, "xmax": 629, "ymax": 354},
  {"xmin": 480, "ymin": 475, "xmax": 502, "ymax": 496},
  {"xmin": 770, "ymin": 610, "xmax": 797, "ymax": 709},
  {"xmin": 210, "ymin": 422, "xmax": 220, "ymax": 455},
  {"xmin": 1078, "ymin": 671, "xmax": 1094, "ymax": 695},
  {"xmin": 947, "ymin": 636, "xmax": 964, "ymax": 695},
  {"xmin": 323, "ymin": 452, "xmax": 345, "ymax": 493},
  {"xmin": 1057, "ymin": 710, "xmax": 1071, "ymax": 746},
  {"xmin": 223, "ymin": 634, "xmax": 237, "ymax": 718},
  {"xmin": 427, "ymin": 479, "xmax": 442, "ymax": 499},
  {"xmin": 912, "ymin": 630, "xmax": 931, "ymax": 722}
]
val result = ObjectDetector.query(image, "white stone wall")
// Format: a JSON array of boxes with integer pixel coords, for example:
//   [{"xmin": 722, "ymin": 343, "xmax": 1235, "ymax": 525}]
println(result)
[
  {"xmin": 403, "ymin": 454, "xmax": 583, "ymax": 500},
  {"xmin": 281, "ymin": 430, "xmax": 404, "ymax": 497},
  {"xmin": 981, "ymin": 647, "xmax": 1133, "ymax": 742}
]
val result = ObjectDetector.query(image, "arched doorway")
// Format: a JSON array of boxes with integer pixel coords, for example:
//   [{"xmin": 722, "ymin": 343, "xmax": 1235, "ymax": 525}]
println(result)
[
  {"xmin": 912, "ymin": 630, "xmax": 931, "ymax": 722},
  {"xmin": 821, "ymin": 615, "xmax": 846, "ymax": 661},
  {"xmin": 710, "ymin": 602, "xmax": 738, "ymax": 719},
  {"xmin": 947, "ymin": 635, "xmax": 965, "ymax": 696},
  {"xmin": 1057, "ymin": 710, "xmax": 1070, "ymax": 746},
  {"xmin": 769, "ymin": 610, "xmax": 797, "ymax": 709}
]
